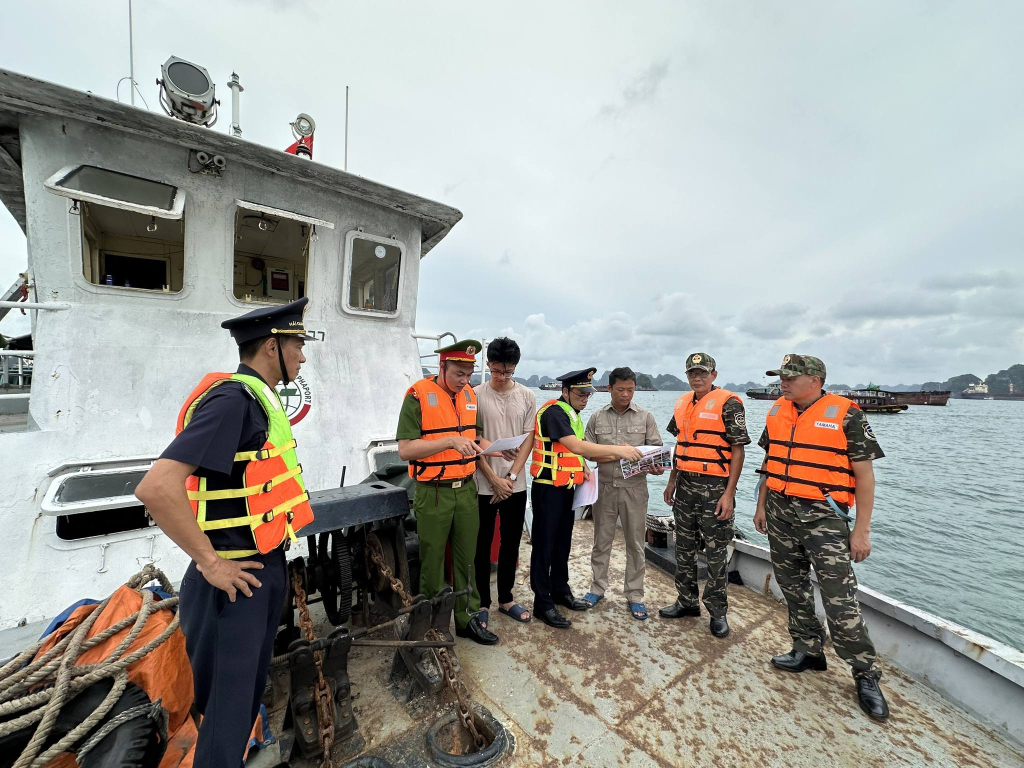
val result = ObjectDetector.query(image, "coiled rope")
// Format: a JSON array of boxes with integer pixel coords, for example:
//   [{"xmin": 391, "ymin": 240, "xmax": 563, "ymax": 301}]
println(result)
[{"xmin": 0, "ymin": 565, "xmax": 178, "ymax": 768}]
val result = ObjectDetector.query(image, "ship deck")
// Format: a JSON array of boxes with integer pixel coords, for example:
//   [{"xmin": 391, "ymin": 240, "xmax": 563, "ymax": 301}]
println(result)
[{"xmin": 290, "ymin": 520, "xmax": 1024, "ymax": 767}]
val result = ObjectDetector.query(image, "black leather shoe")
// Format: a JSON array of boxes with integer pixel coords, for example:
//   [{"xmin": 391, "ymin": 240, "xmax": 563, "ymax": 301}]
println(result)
[
  {"xmin": 455, "ymin": 616, "xmax": 499, "ymax": 646},
  {"xmin": 537, "ymin": 607, "xmax": 571, "ymax": 629},
  {"xmin": 552, "ymin": 593, "xmax": 589, "ymax": 612},
  {"xmin": 710, "ymin": 617, "xmax": 730, "ymax": 638},
  {"xmin": 856, "ymin": 677, "xmax": 890, "ymax": 721},
  {"xmin": 771, "ymin": 649, "xmax": 828, "ymax": 673},
  {"xmin": 658, "ymin": 603, "xmax": 701, "ymax": 619}
]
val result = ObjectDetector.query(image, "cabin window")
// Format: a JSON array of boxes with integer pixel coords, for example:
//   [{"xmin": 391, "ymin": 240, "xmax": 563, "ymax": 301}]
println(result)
[
  {"xmin": 79, "ymin": 203, "xmax": 184, "ymax": 291},
  {"xmin": 45, "ymin": 165, "xmax": 184, "ymax": 217},
  {"xmin": 344, "ymin": 232, "xmax": 403, "ymax": 316},
  {"xmin": 43, "ymin": 464, "xmax": 155, "ymax": 540},
  {"xmin": 233, "ymin": 201, "xmax": 334, "ymax": 305}
]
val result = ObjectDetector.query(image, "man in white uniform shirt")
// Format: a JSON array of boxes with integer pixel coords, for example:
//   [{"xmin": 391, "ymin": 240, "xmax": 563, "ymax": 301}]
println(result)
[{"xmin": 473, "ymin": 337, "xmax": 537, "ymax": 625}]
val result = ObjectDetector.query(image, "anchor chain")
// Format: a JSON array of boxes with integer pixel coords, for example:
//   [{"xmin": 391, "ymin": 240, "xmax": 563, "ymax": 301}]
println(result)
[
  {"xmin": 366, "ymin": 537, "xmax": 485, "ymax": 750},
  {"xmin": 291, "ymin": 566, "xmax": 336, "ymax": 768}
]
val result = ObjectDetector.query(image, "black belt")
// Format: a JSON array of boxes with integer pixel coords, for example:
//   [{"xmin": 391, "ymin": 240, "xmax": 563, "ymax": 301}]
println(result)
[{"xmin": 416, "ymin": 478, "xmax": 473, "ymax": 488}]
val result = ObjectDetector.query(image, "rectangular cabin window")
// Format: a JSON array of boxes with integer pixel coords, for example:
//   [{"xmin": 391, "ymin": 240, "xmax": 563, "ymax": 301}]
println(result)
[
  {"xmin": 345, "ymin": 233, "xmax": 403, "ymax": 316},
  {"xmin": 45, "ymin": 164, "xmax": 185, "ymax": 218},
  {"xmin": 79, "ymin": 203, "xmax": 184, "ymax": 292},
  {"xmin": 233, "ymin": 202, "xmax": 334, "ymax": 305}
]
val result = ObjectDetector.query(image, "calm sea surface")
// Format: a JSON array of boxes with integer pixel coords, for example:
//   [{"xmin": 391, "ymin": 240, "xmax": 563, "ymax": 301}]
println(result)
[{"xmin": 529, "ymin": 388, "xmax": 1024, "ymax": 652}]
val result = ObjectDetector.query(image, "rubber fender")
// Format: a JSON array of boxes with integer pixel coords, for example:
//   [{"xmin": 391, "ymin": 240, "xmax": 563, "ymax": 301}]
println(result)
[{"xmin": 424, "ymin": 703, "xmax": 509, "ymax": 767}]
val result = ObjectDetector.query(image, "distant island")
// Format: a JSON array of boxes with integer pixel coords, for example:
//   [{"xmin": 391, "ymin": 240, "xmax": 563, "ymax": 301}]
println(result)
[
  {"xmin": 506, "ymin": 363, "xmax": 1024, "ymax": 399},
  {"xmin": 430, "ymin": 364, "xmax": 1024, "ymax": 399}
]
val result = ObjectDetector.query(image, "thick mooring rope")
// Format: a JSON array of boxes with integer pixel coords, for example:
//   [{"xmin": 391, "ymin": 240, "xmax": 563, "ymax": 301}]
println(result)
[{"xmin": 0, "ymin": 565, "xmax": 178, "ymax": 768}]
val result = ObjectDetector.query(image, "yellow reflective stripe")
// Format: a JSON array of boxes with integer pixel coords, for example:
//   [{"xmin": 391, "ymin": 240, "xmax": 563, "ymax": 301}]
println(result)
[
  {"xmin": 197, "ymin": 477, "xmax": 207, "ymax": 526},
  {"xmin": 200, "ymin": 514, "xmax": 254, "ymax": 531},
  {"xmin": 233, "ymin": 439, "xmax": 296, "ymax": 463},
  {"xmin": 187, "ymin": 465, "xmax": 303, "ymax": 501},
  {"xmin": 215, "ymin": 549, "xmax": 260, "ymax": 559}
]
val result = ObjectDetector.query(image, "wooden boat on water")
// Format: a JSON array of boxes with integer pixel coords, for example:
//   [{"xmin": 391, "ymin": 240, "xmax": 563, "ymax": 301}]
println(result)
[
  {"xmin": 844, "ymin": 389, "xmax": 908, "ymax": 413},
  {"xmin": 893, "ymin": 390, "xmax": 951, "ymax": 406}
]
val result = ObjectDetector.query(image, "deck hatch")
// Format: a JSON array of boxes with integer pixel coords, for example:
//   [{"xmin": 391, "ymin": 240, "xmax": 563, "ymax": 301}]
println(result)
[{"xmin": 44, "ymin": 165, "xmax": 185, "ymax": 219}]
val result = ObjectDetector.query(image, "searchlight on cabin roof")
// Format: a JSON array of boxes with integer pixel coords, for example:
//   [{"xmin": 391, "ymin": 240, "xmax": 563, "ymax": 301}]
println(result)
[{"xmin": 157, "ymin": 56, "xmax": 219, "ymax": 127}]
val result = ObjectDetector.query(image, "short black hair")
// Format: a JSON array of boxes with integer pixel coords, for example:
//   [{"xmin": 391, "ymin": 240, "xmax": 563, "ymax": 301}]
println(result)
[
  {"xmin": 486, "ymin": 337, "xmax": 521, "ymax": 366},
  {"xmin": 239, "ymin": 335, "xmax": 273, "ymax": 362},
  {"xmin": 608, "ymin": 367, "xmax": 636, "ymax": 387}
]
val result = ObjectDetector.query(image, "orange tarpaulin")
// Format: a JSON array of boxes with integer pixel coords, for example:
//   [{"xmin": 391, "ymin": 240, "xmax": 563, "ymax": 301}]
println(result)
[{"xmin": 33, "ymin": 585, "xmax": 268, "ymax": 768}]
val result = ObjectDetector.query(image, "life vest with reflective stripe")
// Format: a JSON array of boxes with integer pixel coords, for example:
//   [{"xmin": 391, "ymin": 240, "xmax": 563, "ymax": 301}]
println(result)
[
  {"xmin": 406, "ymin": 377, "xmax": 478, "ymax": 481},
  {"xmin": 672, "ymin": 388, "xmax": 739, "ymax": 477},
  {"xmin": 175, "ymin": 372, "xmax": 314, "ymax": 558},
  {"xmin": 763, "ymin": 394, "xmax": 857, "ymax": 506},
  {"xmin": 530, "ymin": 399, "xmax": 586, "ymax": 488}
]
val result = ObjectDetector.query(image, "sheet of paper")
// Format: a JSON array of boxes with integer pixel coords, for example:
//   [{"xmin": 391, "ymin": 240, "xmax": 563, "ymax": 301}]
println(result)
[
  {"xmin": 619, "ymin": 445, "xmax": 672, "ymax": 480},
  {"xmin": 482, "ymin": 433, "xmax": 530, "ymax": 454},
  {"xmin": 572, "ymin": 465, "xmax": 599, "ymax": 509}
]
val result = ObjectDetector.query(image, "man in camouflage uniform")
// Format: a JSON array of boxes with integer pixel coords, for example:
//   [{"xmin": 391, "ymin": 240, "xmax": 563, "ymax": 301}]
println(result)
[
  {"xmin": 659, "ymin": 353, "xmax": 749, "ymax": 638},
  {"xmin": 754, "ymin": 354, "xmax": 889, "ymax": 721}
]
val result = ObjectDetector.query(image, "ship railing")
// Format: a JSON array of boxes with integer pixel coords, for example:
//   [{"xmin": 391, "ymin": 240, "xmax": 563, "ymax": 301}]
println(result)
[
  {"xmin": 0, "ymin": 350, "xmax": 33, "ymax": 396},
  {"xmin": 412, "ymin": 331, "xmax": 489, "ymax": 382}
]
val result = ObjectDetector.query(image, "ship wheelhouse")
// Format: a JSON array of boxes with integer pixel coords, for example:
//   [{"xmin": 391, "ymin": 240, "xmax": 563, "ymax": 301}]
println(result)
[{"xmin": 0, "ymin": 67, "xmax": 461, "ymax": 629}]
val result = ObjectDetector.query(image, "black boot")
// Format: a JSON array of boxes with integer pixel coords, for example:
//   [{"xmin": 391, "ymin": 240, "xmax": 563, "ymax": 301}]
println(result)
[
  {"xmin": 552, "ymin": 592, "xmax": 589, "ymax": 611},
  {"xmin": 709, "ymin": 616, "xmax": 729, "ymax": 638},
  {"xmin": 658, "ymin": 602, "xmax": 701, "ymax": 619},
  {"xmin": 771, "ymin": 649, "xmax": 827, "ymax": 672},
  {"xmin": 455, "ymin": 616, "xmax": 499, "ymax": 646},
  {"xmin": 537, "ymin": 607, "xmax": 571, "ymax": 629},
  {"xmin": 856, "ymin": 677, "xmax": 890, "ymax": 721}
]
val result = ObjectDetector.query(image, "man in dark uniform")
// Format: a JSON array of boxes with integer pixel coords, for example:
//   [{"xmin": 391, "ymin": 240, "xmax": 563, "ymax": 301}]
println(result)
[
  {"xmin": 136, "ymin": 297, "xmax": 316, "ymax": 767},
  {"xmin": 529, "ymin": 368, "xmax": 643, "ymax": 629},
  {"xmin": 753, "ymin": 354, "xmax": 890, "ymax": 721}
]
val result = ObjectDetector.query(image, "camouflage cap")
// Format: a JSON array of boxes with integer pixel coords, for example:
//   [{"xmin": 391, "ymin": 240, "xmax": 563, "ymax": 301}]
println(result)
[
  {"xmin": 685, "ymin": 352, "xmax": 716, "ymax": 372},
  {"xmin": 766, "ymin": 353, "xmax": 826, "ymax": 379}
]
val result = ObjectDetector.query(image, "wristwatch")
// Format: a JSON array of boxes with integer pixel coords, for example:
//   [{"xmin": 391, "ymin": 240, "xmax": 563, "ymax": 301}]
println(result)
[{"xmin": 507, "ymin": 472, "xmax": 517, "ymax": 482}]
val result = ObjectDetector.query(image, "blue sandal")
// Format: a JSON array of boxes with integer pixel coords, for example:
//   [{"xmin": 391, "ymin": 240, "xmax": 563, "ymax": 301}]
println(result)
[
  {"xmin": 582, "ymin": 593, "xmax": 604, "ymax": 609},
  {"xmin": 628, "ymin": 602, "xmax": 649, "ymax": 621},
  {"xmin": 498, "ymin": 604, "xmax": 531, "ymax": 623}
]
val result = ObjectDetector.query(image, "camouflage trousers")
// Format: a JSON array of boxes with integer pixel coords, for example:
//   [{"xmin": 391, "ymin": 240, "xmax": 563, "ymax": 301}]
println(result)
[
  {"xmin": 672, "ymin": 474, "xmax": 734, "ymax": 619},
  {"xmin": 765, "ymin": 490, "xmax": 880, "ymax": 681}
]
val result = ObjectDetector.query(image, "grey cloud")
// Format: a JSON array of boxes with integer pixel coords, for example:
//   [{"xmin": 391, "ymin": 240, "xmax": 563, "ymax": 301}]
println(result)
[
  {"xmin": 738, "ymin": 303, "xmax": 807, "ymax": 340},
  {"xmin": 831, "ymin": 293, "xmax": 957, "ymax": 322},
  {"xmin": 598, "ymin": 59, "xmax": 670, "ymax": 120},
  {"xmin": 921, "ymin": 270, "xmax": 1017, "ymax": 291}
]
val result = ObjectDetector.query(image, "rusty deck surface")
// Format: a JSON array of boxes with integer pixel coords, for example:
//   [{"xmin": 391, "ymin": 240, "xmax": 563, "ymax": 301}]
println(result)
[{"xmin": 317, "ymin": 520, "xmax": 1024, "ymax": 767}]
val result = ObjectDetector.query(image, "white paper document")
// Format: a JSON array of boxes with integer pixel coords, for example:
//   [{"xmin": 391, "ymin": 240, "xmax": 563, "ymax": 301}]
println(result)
[
  {"xmin": 482, "ymin": 433, "xmax": 530, "ymax": 454},
  {"xmin": 572, "ymin": 465, "xmax": 599, "ymax": 509},
  {"xmin": 619, "ymin": 444, "xmax": 672, "ymax": 480}
]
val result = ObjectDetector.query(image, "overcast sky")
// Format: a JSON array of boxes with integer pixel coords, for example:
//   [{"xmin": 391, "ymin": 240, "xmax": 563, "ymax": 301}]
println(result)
[{"xmin": 2, "ymin": 1, "xmax": 1022, "ymax": 385}]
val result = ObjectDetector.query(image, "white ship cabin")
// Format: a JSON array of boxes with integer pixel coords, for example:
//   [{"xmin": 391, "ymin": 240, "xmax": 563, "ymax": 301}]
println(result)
[{"xmin": 0, "ymin": 67, "xmax": 462, "ymax": 635}]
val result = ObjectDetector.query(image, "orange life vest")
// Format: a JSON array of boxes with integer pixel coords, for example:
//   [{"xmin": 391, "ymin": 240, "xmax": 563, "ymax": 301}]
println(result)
[
  {"xmin": 406, "ymin": 376, "xmax": 479, "ymax": 482},
  {"xmin": 672, "ymin": 388, "xmax": 740, "ymax": 477},
  {"xmin": 530, "ymin": 399, "xmax": 586, "ymax": 488},
  {"xmin": 176, "ymin": 372, "xmax": 314, "ymax": 557},
  {"xmin": 763, "ymin": 393, "xmax": 857, "ymax": 507}
]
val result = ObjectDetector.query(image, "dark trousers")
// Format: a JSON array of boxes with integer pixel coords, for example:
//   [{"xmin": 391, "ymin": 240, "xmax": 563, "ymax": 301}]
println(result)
[
  {"xmin": 530, "ymin": 483, "xmax": 576, "ymax": 613},
  {"xmin": 475, "ymin": 490, "xmax": 528, "ymax": 607},
  {"xmin": 178, "ymin": 549, "xmax": 288, "ymax": 768}
]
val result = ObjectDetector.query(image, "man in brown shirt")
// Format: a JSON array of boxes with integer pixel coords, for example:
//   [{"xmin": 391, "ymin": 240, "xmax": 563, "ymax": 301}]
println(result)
[{"xmin": 583, "ymin": 367, "xmax": 664, "ymax": 620}]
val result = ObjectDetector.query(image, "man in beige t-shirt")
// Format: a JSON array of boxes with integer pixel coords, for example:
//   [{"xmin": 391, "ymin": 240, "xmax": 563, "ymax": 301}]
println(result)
[
  {"xmin": 473, "ymin": 338, "xmax": 537, "ymax": 625},
  {"xmin": 583, "ymin": 367, "xmax": 664, "ymax": 620}
]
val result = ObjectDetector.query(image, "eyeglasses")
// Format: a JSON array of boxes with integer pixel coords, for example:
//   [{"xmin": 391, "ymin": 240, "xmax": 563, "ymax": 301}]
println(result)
[
  {"xmin": 573, "ymin": 390, "xmax": 593, "ymax": 399},
  {"xmin": 487, "ymin": 365, "xmax": 516, "ymax": 378},
  {"xmin": 686, "ymin": 370, "xmax": 713, "ymax": 379}
]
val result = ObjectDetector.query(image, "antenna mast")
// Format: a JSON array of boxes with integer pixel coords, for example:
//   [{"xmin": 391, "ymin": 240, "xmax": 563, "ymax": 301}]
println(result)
[{"xmin": 128, "ymin": 0, "xmax": 136, "ymax": 106}]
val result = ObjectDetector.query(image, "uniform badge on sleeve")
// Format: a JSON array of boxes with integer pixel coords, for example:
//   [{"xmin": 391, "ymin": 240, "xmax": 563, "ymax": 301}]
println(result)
[
  {"xmin": 735, "ymin": 412, "xmax": 746, "ymax": 428},
  {"xmin": 863, "ymin": 422, "xmax": 876, "ymax": 440}
]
